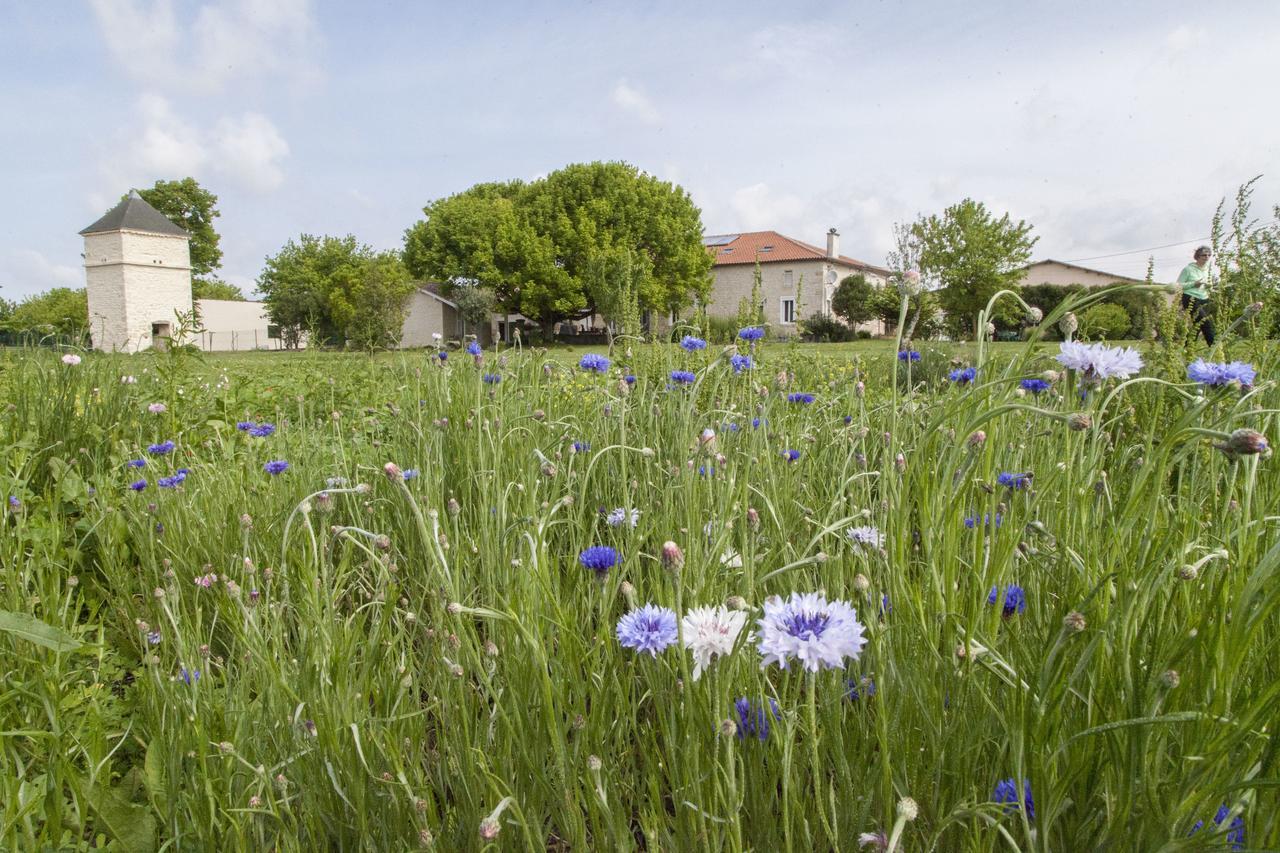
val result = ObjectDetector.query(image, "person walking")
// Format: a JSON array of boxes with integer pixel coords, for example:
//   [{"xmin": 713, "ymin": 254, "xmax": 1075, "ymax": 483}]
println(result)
[{"xmin": 1177, "ymin": 245, "xmax": 1215, "ymax": 345}]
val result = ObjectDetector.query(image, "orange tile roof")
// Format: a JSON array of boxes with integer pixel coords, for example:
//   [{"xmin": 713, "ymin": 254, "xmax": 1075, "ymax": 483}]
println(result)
[{"xmin": 705, "ymin": 230, "xmax": 888, "ymax": 274}]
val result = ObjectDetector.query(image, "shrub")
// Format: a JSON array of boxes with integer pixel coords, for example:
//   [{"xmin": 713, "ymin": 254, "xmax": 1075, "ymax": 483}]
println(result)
[
  {"xmin": 800, "ymin": 313, "xmax": 854, "ymax": 343},
  {"xmin": 706, "ymin": 316, "xmax": 741, "ymax": 344},
  {"xmin": 1079, "ymin": 303, "xmax": 1132, "ymax": 340}
]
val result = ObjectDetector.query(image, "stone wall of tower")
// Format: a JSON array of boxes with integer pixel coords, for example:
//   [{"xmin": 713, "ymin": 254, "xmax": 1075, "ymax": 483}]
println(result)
[{"xmin": 84, "ymin": 230, "xmax": 192, "ymax": 352}]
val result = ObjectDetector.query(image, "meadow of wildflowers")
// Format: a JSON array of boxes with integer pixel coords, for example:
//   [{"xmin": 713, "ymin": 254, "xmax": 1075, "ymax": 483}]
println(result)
[{"xmin": 1, "ymin": 299, "xmax": 1278, "ymax": 850}]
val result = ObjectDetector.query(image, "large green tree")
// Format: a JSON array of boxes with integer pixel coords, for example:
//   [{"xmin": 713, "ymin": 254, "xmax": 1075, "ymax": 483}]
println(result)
[
  {"xmin": 403, "ymin": 162, "xmax": 713, "ymax": 331},
  {"xmin": 258, "ymin": 235, "xmax": 415, "ymax": 349},
  {"xmin": 911, "ymin": 199, "xmax": 1037, "ymax": 337},
  {"xmin": 2, "ymin": 288, "xmax": 88, "ymax": 337},
  {"xmin": 831, "ymin": 274, "xmax": 876, "ymax": 326},
  {"xmin": 131, "ymin": 179, "xmax": 223, "ymax": 280},
  {"xmin": 192, "ymin": 279, "xmax": 246, "ymax": 301}
]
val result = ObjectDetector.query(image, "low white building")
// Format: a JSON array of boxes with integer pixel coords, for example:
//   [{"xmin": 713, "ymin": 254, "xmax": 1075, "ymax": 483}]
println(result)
[{"xmin": 194, "ymin": 299, "xmax": 290, "ymax": 351}]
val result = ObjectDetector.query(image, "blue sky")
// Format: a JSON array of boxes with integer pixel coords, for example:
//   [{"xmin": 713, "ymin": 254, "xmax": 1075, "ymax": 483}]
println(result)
[{"xmin": 1, "ymin": 0, "xmax": 1277, "ymax": 299}]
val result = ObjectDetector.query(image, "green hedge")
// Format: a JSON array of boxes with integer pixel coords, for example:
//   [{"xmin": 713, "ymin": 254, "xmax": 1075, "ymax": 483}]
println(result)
[{"xmin": 1020, "ymin": 283, "xmax": 1159, "ymax": 340}]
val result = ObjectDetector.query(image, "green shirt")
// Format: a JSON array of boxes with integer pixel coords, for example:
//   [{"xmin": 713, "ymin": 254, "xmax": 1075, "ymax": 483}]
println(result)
[{"xmin": 1178, "ymin": 263, "xmax": 1209, "ymax": 301}]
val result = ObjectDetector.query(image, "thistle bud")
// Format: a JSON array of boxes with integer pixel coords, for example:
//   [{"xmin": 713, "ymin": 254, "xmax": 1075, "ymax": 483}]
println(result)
[
  {"xmin": 719, "ymin": 718, "xmax": 738, "ymax": 738},
  {"xmin": 1245, "ymin": 301, "xmax": 1264, "ymax": 317},
  {"xmin": 1067, "ymin": 413, "xmax": 1092, "ymax": 431},
  {"xmin": 383, "ymin": 462, "xmax": 402, "ymax": 480},
  {"xmin": 479, "ymin": 818, "xmax": 500, "ymax": 841},
  {"xmin": 1215, "ymin": 428, "xmax": 1270, "ymax": 458},
  {"xmin": 746, "ymin": 507, "xmax": 760, "ymax": 530},
  {"xmin": 699, "ymin": 428, "xmax": 716, "ymax": 446},
  {"xmin": 1160, "ymin": 669, "xmax": 1180, "ymax": 689},
  {"xmin": 239, "ymin": 513, "xmax": 253, "ymax": 529},
  {"xmin": 1025, "ymin": 306, "xmax": 1044, "ymax": 325},
  {"xmin": 967, "ymin": 430, "xmax": 986, "ymax": 449},
  {"xmin": 899, "ymin": 268, "xmax": 922, "ymax": 296},
  {"xmin": 1059, "ymin": 312, "xmax": 1078, "ymax": 337},
  {"xmin": 895, "ymin": 452, "xmax": 906, "ymax": 472},
  {"xmin": 1177, "ymin": 564, "xmax": 1198, "ymax": 581},
  {"xmin": 446, "ymin": 497, "xmax": 460, "ymax": 517},
  {"xmin": 661, "ymin": 541, "xmax": 684, "ymax": 571},
  {"xmin": 896, "ymin": 797, "xmax": 919, "ymax": 821},
  {"xmin": 985, "ymin": 322, "xmax": 996, "ymax": 338},
  {"xmin": 855, "ymin": 381, "xmax": 865, "ymax": 397},
  {"xmin": 1063, "ymin": 611, "xmax": 1086, "ymax": 633},
  {"xmin": 587, "ymin": 755, "xmax": 602, "ymax": 771},
  {"xmin": 853, "ymin": 573, "xmax": 871, "ymax": 592},
  {"xmin": 725, "ymin": 595, "xmax": 748, "ymax": 611}
]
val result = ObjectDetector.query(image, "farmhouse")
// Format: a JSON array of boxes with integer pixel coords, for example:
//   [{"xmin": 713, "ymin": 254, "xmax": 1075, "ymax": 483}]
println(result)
[
  {"xmin": 1016, "ymin": 259, "xmax": 1147, "ymax": 288},
  {"xmin": 699, "ymin": 229, "xmax": 890, "ymax": 333}
]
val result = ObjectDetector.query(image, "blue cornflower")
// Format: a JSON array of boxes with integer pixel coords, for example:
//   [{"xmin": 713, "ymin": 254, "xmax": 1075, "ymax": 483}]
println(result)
[
  {"xmin": 670, "ymin": 370, "xmax": 696, "ymax": 384},
  {"xmin": 845, "ymin": 677, "xmax": 877, "ymax": 702},
  {"xmin": 723, "ymin": 422, "xmax": 740, "ymax": 433},
  {"xmin": 466, "ymin": 342, "xmax": 482, "ymax": 356},
  {"xmin": 579, "ymin": 353, "xmax": 610, "ymax": 373},
  {"xmin": 1020, "ymin": 379, "xmax": 1051, "ymax": 393},
  {"xmin": 1187, "ymin": 359, "xmax": 1256, "ymax": 388},
  {"xmin": 623, "ymin": 374, "xmax": 636, "ymax": 384},
  {"xmin": 615, "ymin": 604, "xmax": 679, "ymax": 657},
  {"xmin": 7, "ymin": 496, "xmax": 18, "ymax": 510},
  {"xmin": 781, "ymin": 449, "xmax": 800, "ymax": 462},
  {"xmin": 126, "ymin": 458, "xmax": 146, "ymax": 468},
  {"xmin": 482, "ymin": 373, "xmax": 501, "ymax": 384},
  {"xmin": 964, "ymin": 512, "xmax": 1003, "ymax": 530},
  {"xmin": 786, "ymin": 393, "xmax": 815, "ymax": 404},
  {"xmin": 402, "ymin": 469, "xmax": 419, "ymax": 480},
  {"xmin": 680, "ymin": 335, "xmax": 707, "ymax": 352},
  {"xmin": 572, "ymin": 441, "xmax": 590, "ymax": 453},
  {"xmin": 180, "ymin": 667, "xmax": 200, "ymax": 685},
  {"xmin": 898, "ymin": 350, "xmax": 921, "ymax": 362},
  {"xmin": 738, "ymin": 326, "xmax": 765, "ymax": 342},
  {"xmin": 843, "ymin": 415, "xmax": 853, "ymax": 425},
  {"xmin": 698, "ymin": 465, "xmax": 715, "ymax": 477},
  {"xmin": 734, "ymin": 697, "xmax": 780, "ymax": 740},
  {"xmin": 438, "ymin": 351, "xmax": 447, "ymax": 361},
  {"xmin": 157, "ymin": 471, "xmax": 185, "ymax": 488},
  {"xmin": 751, "ymin": 417, "xmax": 763, "ymax": 429},
  {"xmin": 730, "ymin": 354, "xmax": 752, "ymax": 374},
  {"xmin": 249, "ymin": 423, "xmax": 276, "ymax": 437},
  {"xmin": 993, "ymin": 778, "xmax": 1034, "ymax": 819},
  {"xmin": 997, "ymin": 472, "xmax": 1032, "ymax": 490},
  {"xmin": 129, "ymin": 480, "xmax": 147, "ymax": 492},
  {"xmin": 146, "ymin": 630, "xmax": 161, "ymax": 645},
  {"xmin": 147, "ymin": 440, "xmax": 175, "ymax": 456},
  {"xmin": 579, "ymin": 545, "xmax": 620, "ymax": 574},
  {"xmin": 264, "ymin": 460, "xmax": 289, "ymax": 476},
  {"xmin": 1190, "ymin": 804, "xmax": 1246, "ymax": 849},
  {"xmin": 949, "ymin": 367, "xmax": 977, "ymax": 384},
  {"xmin": 236, "ymin": 421, "xmax": 255, "ymax": 431},
  {"xmin": 987, "ymin": 584, "xmax": 1027, "ymax": 616}
]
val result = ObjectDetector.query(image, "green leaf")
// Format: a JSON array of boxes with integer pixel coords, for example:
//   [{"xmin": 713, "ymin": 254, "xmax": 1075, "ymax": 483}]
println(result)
[
  {"xmin": 143, "ymin": 741, "xmax": 166, "ymax": 809},
  {"xmin": 0, "ymin": 610, "xmax": 82, "ymax": 652},
  {"xmin": 87, "ymin": 783, "xmax": 156, "ymax": 853}
]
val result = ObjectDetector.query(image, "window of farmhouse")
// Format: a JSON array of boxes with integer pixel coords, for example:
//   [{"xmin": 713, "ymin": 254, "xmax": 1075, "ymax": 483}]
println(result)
[{"xmin": 781, "ymin": 299, "xmax": 796, "ymax": 324}]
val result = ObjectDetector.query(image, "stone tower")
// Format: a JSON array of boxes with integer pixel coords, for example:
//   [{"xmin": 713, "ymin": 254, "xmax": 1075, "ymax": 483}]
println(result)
[{"xmin": 80, "ymin": 190, "xmax": 193, "ymax": 352}]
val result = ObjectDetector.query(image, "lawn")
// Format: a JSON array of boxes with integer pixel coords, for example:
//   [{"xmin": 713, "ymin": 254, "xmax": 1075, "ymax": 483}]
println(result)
[{"xmin": 0, "ymin": 334, "xmax": 1275, "ymax": 850}]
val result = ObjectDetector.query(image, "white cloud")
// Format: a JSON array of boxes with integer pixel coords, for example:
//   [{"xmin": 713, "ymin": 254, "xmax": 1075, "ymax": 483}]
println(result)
[
  {"xmin": 87, "ymin": 0, "xmax": 320, "ymax": 95},
  {"xmin": 611, "ymin": 80, "xmax": 661, "ymax": 124},
  {"xmin": 729, "ymin": 183, "xmax": 806, "ymax": 231},
  {"xmin": 213, "ymin": 113, "xmax": 289, "ymax": 192},
  {"xmin": 1166, "ymin": 24, "xmax": 1207, "ymax": 51},
  {"xmin": 1, "ymin": 250, "xmax": 83, "ymax": 298},
  {"xmin": 97, "ymin": 95, "xmax": 289, "ymax": 195}
]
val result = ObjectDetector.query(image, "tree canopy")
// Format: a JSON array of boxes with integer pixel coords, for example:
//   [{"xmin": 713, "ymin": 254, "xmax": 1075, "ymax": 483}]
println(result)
[
  {"xmin": 257, "ymin": 235, "xmax": 415, "ymax": 349},
  {"xmin": 192, "ymin": 279, "xmax": 246, "ymax": 301},
  {"xmin": 403, "ymin": 162, "xmax": 713, "ymax": 329},
  {"xmin": 910, "ymin": 199, "xmax": 1037, "ymax": 336},
  {"xmin": 131, "ymin": 178, "xmax": 223, "ymax": 280},
  {"xmin": 2, "ymin": 288, "xmax": 88, "ymax": 337},
  {"xmin": 830, "ymin": 274, "xmax": 876, "ymax": 326}
]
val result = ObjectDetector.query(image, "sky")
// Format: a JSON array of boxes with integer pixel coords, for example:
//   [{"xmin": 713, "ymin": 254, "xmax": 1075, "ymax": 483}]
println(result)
[{"xmin": 1, "ymin": 0, "xmax": 1278, "ymax": 300}]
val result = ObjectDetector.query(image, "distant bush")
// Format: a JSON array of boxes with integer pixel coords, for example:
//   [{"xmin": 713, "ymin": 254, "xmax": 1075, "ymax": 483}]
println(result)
[
  {"xmin": 800, "ymin": 314, "xmax": 854, "ymax": 343},
  {"xmin": 706, "ymin": 316, "xmax": 741, "ymax": 344},
  {"xmin": 1079, "ymin": 303, "xmax": 1132, "ymax": 340},
  {"xmin": 1021, "ymin": 283, "xmax": 1159, "ymax": 340}
]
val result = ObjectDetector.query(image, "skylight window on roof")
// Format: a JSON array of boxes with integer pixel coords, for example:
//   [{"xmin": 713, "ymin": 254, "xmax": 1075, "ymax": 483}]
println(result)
[
  {"xmin": 702, "ymin": 234, "xmax": 739, "ymax": 247},
  {"xmin": 721, "ymin": 247, "xmax": 734, "ymax": 254},
  {"xmin": 760, "ymin": 245, "xmax": 774, "ymax": 252}
]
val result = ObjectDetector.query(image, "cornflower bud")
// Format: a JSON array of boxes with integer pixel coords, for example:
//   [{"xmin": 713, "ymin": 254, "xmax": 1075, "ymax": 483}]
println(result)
[
  {"xmin": 661, "ymin": 541, "xmax": 684, "ymax": 571},
  {"xmin": 1063, "ymin": 611, "xmax": 1086, "ymax": 632}
]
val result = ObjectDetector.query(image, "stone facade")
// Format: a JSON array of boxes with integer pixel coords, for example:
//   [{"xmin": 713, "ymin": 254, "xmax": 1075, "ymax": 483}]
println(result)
[
  {"xmin": 700, "ymin": 258, "xmax": 888, "ymax": 333},
  {"xmin": 84, "ymin": 229, "xmax": 192, "ymax": 353}
]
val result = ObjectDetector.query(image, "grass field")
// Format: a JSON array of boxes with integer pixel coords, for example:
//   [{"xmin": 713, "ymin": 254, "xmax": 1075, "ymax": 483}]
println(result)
[{"xmin": 1, "ymin": 331, "xmax": 1276, "ymax": 850}]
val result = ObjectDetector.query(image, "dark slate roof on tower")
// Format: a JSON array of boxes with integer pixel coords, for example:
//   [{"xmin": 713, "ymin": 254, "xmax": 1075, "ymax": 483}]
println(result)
[{"xmin": 79, "ymin": 190, "xmax": 189, "ymax": 237}]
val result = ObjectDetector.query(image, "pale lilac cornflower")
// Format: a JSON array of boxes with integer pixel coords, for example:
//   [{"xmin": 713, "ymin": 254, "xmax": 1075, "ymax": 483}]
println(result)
[
  {"xmin": 146, "ymin": 631, "xmax": 161, "ymax": 645},
  {"xmin": 148, "ymin": 402, "xmax": 167, "ymax": 414},
  {"xmin": 756, "ymin": 592, "xmax": 868, "ymax": 671},
  {"xmin": 194, "ymin": 572, "xmax": 217, "ymax": 588},
  {"xmin": 682, "ymin": 605, "xmax": 747, "ymax": 679},
  {"xmin": 846, "ymin": 525, "xmax": 884, "ymax": 549},
  {"xmin": 61, "ymin": 353, "xmax": 82, "ymax": 366},
  {"xmin": 1055, "ymin": 341, "xmax": 1143, "ymax": 381},
  {"xmin": 616, "ymin": 604, "xmax": 679, "ymax": 657},
  {"xmin": 606, "ymin": 507, "xmax": 641, "ymax": 528}
]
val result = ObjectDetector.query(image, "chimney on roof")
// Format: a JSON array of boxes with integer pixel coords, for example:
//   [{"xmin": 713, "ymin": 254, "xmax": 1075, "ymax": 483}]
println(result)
[{"xmin": 826, "ymin": 227, "xmax": 839, "ymax": 260}]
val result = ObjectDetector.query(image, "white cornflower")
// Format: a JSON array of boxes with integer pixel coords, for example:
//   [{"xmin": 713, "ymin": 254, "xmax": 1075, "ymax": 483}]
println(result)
[
  {"xmin": 606, "ymin": 507, "xmax": 640, "ymax": 528},
  {"xmin": 681, "ymin": 605, "xmax": 748, "ymax": 680},
  {"xmin": 756, "ymin": 592, "xmax": 867, "ymax": 672},
  {"xmin": 61, "ymin": 353, "xmax": 82, "ymax": 365},
  {"xmin": 1055, "ymin": 341, "xmax": 1143, "ymax": 381},
  {"xmin": 846, "ymin": 525, "xmax": 884, "ymax": 549}
]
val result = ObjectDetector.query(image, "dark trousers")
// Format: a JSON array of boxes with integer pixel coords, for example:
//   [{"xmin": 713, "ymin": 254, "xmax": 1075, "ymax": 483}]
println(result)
[{"xmin": 1181, "ymin": 294, "xmax": 1215, "ymax": 345}]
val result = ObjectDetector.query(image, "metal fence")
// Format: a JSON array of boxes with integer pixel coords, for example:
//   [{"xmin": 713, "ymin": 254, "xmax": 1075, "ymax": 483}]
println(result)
[{"xmin": 196, "ymin": 329, "xmax": 297, "ymax": 351}]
